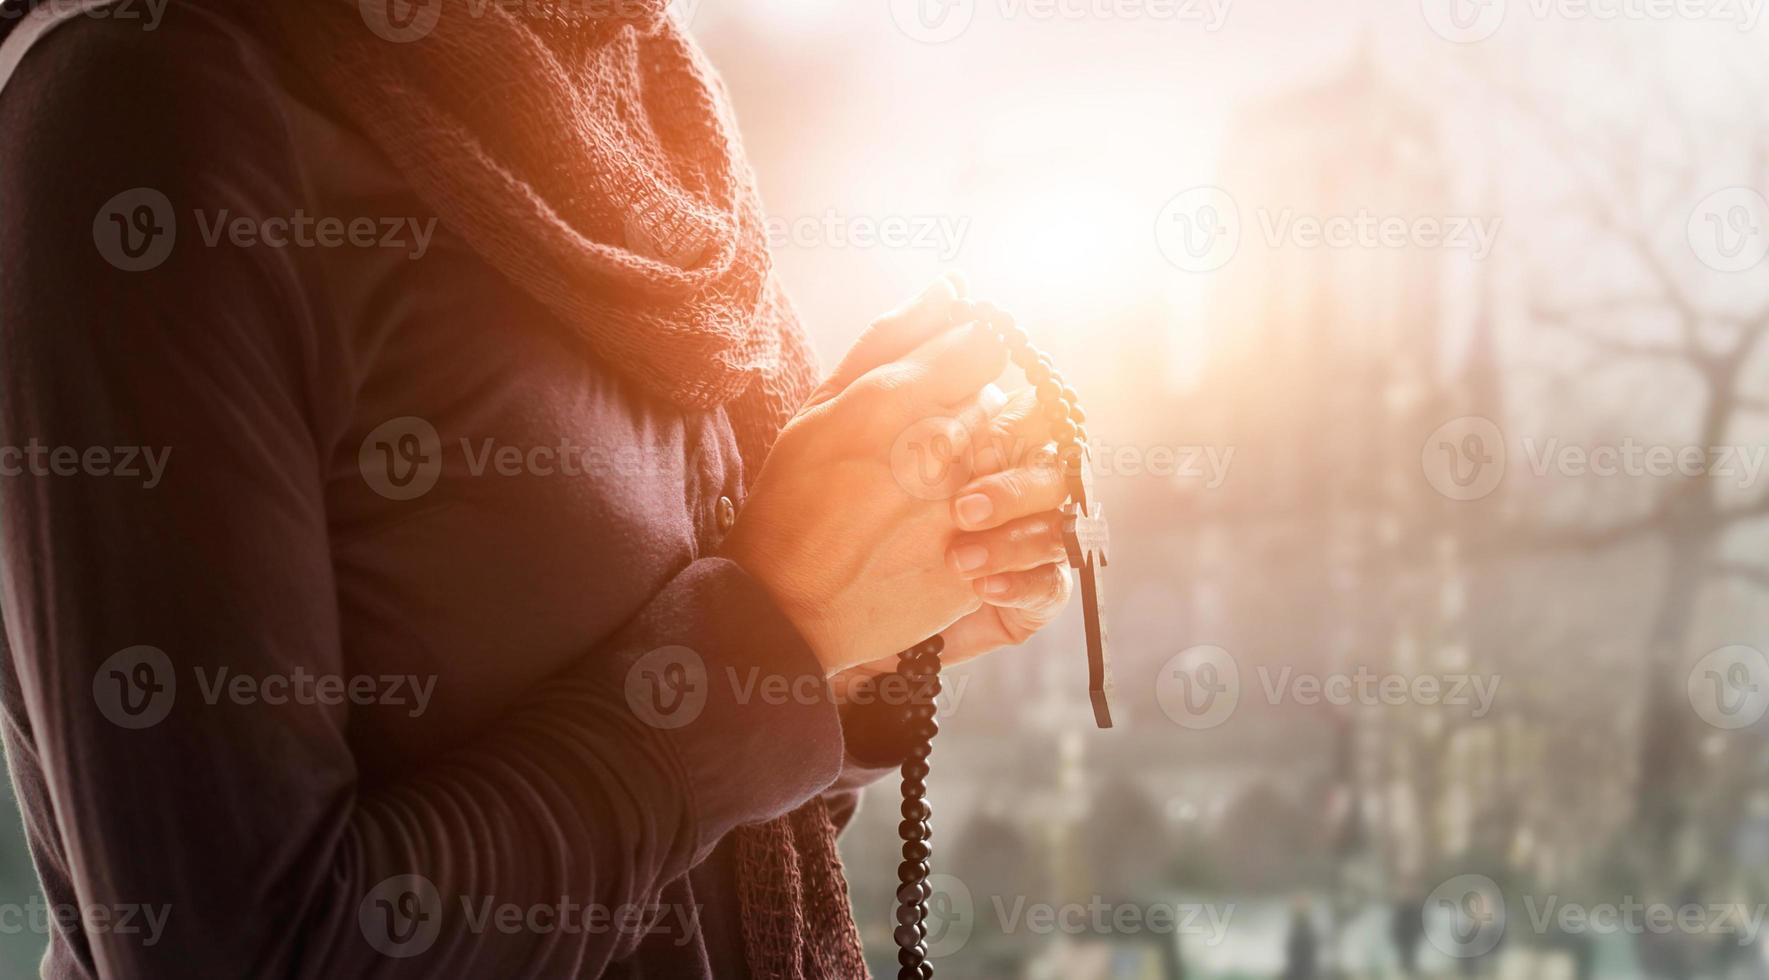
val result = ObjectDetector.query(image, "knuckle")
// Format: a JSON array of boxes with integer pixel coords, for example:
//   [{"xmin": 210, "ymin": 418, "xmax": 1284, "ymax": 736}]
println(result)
[
  {"xmin": 992, "ymin": 469, "xmax": 1027, "ymax": 504},
  {"xmin": 862, "ymin": 365, "xmax": 919, "ymax": 401}
]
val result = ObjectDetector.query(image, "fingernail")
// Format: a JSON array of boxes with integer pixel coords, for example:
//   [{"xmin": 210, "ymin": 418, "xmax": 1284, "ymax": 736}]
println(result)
[
  {"xmin": 980, "ymin": 575, "xmax": 1010, "ymax": 596},
  {"xmin": 979, "ymin": 383, "xmax": 1007, "ymax": 415},
  {"xmin": 952, "ymin": 544, "xmax": 989, "ymax": 573},
  {"xmin": 955, "ymin": 493, "xmax": 993, "ymax": 528}
]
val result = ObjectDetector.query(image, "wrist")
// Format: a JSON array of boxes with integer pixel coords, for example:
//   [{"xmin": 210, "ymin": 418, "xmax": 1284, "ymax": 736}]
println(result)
[{"xmin": 722, "ymin": 533, "xmax": 845, "ymax": 677}]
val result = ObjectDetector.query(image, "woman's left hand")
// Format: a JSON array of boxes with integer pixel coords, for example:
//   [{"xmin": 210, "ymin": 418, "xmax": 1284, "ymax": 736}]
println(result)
[{"xmin": 841, "ymin": 386, "xmax": 1075, "ymax": 683}]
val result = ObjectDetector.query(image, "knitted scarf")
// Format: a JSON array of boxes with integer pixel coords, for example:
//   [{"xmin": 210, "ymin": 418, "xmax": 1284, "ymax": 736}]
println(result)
[{"xmin": 260, "ymin": 2, "xmax": 868, "ymax": 976}]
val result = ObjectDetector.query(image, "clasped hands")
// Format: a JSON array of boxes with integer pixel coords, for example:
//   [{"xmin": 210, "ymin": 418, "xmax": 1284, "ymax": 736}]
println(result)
[{"xmin": 724, "ymin": 274, "xmax": 1075, "ymax": 684}]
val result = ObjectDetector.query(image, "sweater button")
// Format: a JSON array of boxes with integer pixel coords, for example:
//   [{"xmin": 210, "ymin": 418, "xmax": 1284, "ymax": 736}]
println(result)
[{"xmin": 716, "ymin": 495, "xmax": 737, "ymax": 533}]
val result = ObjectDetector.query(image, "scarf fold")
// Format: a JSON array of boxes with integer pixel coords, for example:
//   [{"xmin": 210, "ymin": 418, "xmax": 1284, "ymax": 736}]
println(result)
[{"xmin": 264, "ymin": 2, "xmax": 865, "ymax": 976}]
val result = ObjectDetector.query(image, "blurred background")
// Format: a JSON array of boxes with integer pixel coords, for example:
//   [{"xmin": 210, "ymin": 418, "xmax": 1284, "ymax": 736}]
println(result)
[
  {"xmin": 5, "ymin": 1, "xmax": 1769, "ymax": 977},
  {"xmin": 693, "ymin": 0, "xmax": 1769, "ymax": 977}
]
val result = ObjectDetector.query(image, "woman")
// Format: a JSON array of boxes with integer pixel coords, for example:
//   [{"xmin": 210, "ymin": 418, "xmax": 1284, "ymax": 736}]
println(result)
[{"xmin": 0, "ymin": 1, "xmax": 1077, "ymax": 976}]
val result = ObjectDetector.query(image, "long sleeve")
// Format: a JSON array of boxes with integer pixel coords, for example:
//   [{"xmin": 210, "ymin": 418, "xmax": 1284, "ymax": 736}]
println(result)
[{"xmin": 0, "ymin": 11, "xmax": 842, "ymax": 978}]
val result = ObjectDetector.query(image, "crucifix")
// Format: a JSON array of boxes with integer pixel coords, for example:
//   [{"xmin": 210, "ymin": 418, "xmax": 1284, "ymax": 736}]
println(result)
[{"xmin": 1062, "ymin": 446, "xmax": 1113, "ymax": 729}]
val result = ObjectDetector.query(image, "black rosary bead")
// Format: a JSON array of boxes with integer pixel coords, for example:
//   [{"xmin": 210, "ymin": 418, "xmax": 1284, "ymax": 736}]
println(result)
[
  {"xmin": 896, "ymin": 880, "xmax": 930, "ymax": 904},
  {"xmin": 889, "ymin": 307, "xmax": 1102, "ymax": 979}
]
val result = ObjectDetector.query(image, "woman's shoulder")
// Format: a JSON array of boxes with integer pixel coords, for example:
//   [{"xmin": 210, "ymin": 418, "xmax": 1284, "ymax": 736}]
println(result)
[
  {"xmin": 0, "ymin": 5, "xmax": 353, "ymax": 436},
  {"xmin": 0, "ymin": 4, "xmax": 309, "ymax": 181}
]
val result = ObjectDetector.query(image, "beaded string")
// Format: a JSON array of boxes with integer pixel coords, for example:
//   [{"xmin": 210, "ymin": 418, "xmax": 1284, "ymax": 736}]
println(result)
[{"xmin": 891, "ymin": 303, "xmax": 1089, "ymax": 980}]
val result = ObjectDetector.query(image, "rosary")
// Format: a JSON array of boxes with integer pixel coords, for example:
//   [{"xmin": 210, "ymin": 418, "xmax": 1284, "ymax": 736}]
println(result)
[{"xmin": 890, "ymin": 303, "xmax": 1112, "ymax": 980}]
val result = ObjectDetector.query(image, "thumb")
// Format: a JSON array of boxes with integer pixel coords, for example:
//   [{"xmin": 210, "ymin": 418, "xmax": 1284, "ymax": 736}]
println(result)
[{"xmin": 807, "ymin": 271, "xmax": 971, "ymax": 407}]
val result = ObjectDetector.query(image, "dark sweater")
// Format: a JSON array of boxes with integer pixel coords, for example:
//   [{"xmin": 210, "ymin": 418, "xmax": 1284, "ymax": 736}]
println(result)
[{"xmin": 0, "ymin": 7, "xmax": 891, "ymax": 977}]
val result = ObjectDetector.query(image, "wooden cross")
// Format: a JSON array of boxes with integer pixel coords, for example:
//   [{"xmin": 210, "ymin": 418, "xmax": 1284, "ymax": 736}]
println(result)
[{"xmin": 1061, "ymin": 447, "xmax": 1113, "ymax": 729}]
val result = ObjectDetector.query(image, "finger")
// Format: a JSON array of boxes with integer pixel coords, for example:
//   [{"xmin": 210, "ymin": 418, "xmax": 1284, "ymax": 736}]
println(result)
[
  {"xmin": 950, "ymin": 455, "xmax": 1068, "ymax": 532},
  {"xmin": 808, "ymin": 272, "xmax": 971, "ymax": 407},
  {"xmin": 880, "ymin": 383, "xmax": 1007, "ymax": 505},
  {"xmin": 974, "ymin": 562, "xmax": 1073, "ymax": 610},
  {"xmin": 894, "ymin": 320, "xmax": 1010, "ymax": 408},
  {"xmin": 946, "ymin": 511, "xmax": 1067, "ymax": 580},
  {"xmin": 972, "ymin": 388, "xmax": 1056, "ymax": 476},
  {"xmin": 951, "ymin": 382, "xmax": 1009, "ymax": 444}
]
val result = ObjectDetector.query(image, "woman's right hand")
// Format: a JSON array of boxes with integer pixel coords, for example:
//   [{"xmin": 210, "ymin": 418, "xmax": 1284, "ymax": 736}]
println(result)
[{"xmin": 723, "ymin": 276, "xmax": 1016, "ymax": 676}]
